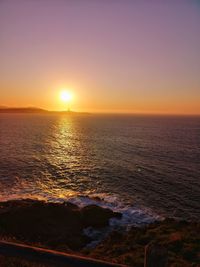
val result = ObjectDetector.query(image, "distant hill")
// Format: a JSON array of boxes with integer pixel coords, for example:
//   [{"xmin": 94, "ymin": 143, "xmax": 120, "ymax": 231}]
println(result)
[
  {"xmin": 0, "ymin": 107, "xmax": 89, "ymax": 115},
  {"xmin": 0, "ymin": 106, "xmax": 9, "ymax": 109},
  {"xmin": 0, "ymin": 107, "xmax": 47, "ymax": 113}
]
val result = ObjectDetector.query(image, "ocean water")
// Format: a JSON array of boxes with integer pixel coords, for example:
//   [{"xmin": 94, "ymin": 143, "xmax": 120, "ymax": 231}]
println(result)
[{"xmin": 0, "ymin": 114, "xmax": 200, "ymax": 225}]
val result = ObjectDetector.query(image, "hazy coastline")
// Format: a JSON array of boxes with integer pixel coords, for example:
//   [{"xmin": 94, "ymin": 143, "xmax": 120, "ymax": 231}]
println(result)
[{"xmin": 0, "ymin": 107, "xmax": 90, "ymax": 115}]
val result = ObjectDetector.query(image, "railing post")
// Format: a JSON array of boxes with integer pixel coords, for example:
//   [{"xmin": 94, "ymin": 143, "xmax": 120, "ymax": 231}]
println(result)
[{"xmin": 144, "ymin": 243, "xmax": 168, "ymax": 267}]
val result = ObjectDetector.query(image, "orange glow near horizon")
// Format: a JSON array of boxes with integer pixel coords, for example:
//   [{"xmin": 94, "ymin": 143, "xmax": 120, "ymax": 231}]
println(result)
[{"xmin": 0, "ymin": 82, "xmax": 200, "ymax": 115}]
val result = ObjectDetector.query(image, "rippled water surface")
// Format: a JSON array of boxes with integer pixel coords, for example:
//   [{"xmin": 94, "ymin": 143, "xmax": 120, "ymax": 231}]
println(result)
[{"xmin": 0, "ymin": 114, "xmax": 200, "ymax": 222}]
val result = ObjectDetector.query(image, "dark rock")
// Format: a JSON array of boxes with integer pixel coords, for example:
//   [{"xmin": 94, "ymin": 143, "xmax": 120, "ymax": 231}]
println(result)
[
  {"xmin": 0, "ymin": 199, "xmax": 122, "ymax": 251},
  {"xmin": 63, "ymin": 202, "xmax": 79, "ymax": 210},
  {"xmin": 81, "ymin": 204, "xmax": 122, "ymax": 228},
  {"xmin": 0, "ymin": 199, "xmax": 84, "ymax": 250}
]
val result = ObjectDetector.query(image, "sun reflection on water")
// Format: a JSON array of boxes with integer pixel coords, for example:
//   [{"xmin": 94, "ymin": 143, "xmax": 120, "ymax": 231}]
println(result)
[{"xmin": 35, "ymin": 115, "xmax": 91, "ymax": 200}]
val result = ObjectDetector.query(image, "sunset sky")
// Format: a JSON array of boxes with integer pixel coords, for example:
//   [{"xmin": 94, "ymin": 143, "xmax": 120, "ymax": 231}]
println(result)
[{"xmin": 0, "ymin": 0, "xmax": 200, "ymax": 114}]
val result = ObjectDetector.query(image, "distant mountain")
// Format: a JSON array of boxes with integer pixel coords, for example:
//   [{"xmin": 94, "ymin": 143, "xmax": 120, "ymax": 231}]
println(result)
[
  {"xmin": 0, "ymin": 106, "xmax": 9, "ymax": 109},
  {"xmin": 0, "ymin": 107, "xmax": 47, "ymax": 113},
  {"xmin": 0, "ymin": 107, "xmax": 89, "ymax": 115}
]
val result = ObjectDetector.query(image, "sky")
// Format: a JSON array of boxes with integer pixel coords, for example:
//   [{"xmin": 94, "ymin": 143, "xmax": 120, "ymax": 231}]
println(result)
[{"xmin": 0, "ymin": 0, "xmax": 200, "ymax": 114}]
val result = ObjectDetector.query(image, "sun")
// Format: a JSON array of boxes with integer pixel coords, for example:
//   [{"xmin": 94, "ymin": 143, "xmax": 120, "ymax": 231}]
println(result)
[{"xmin": 60, "ymin": 90, "xmax": 73, "ymax": 103}]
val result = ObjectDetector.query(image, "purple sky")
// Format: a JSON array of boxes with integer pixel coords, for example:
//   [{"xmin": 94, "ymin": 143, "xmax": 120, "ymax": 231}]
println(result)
[{"xmin": 0, "ymin": 0, "xmax": 200, "ymax": 113}]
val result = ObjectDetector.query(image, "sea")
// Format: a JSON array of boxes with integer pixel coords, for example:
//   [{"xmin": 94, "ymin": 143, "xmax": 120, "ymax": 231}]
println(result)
[{"xmin": 0, "ymin": 114, "xmax": 200, "ymax": 227}]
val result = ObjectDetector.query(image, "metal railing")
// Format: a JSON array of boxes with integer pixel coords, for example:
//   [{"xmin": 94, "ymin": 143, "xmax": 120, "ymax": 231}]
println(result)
[{"xmin": 0, "ymin": 240, "xmax": 127, "ymax": 267}]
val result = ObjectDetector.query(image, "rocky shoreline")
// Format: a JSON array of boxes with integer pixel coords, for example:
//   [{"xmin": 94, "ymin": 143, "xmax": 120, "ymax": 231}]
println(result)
[{"xmin": 0, "ymin": 199, "xmax": 199, "ymax": 266}]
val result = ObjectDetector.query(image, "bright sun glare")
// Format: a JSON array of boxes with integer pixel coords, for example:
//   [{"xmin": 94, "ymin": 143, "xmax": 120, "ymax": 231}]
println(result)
[{"xmin": 60, "ymin": 90, "xmax": 73, "ymax": 103}]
